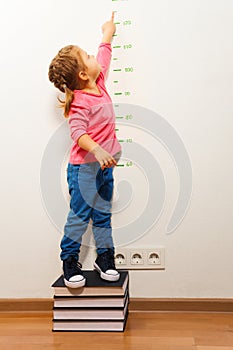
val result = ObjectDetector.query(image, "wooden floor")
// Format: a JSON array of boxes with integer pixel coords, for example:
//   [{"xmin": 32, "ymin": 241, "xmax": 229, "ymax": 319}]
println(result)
[{"xmin": 0, "ymin": 311, "xmax": 232, "ymax": 350}]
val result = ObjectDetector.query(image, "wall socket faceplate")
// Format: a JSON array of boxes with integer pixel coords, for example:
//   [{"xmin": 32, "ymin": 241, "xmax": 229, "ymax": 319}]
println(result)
[{"xmin": 114, "ymin": 247, "xmax": 165, "ymax": 270}]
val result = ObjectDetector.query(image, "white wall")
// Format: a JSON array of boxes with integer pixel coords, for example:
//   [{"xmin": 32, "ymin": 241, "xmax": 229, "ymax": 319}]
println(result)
[{"xmin": 0, "ymin": 0, "xmax": 232, "ymax": 298}]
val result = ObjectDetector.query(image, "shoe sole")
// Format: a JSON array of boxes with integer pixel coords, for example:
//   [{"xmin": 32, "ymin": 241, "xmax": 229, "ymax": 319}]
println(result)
[
  {"xmin": 64, "ymin": 277, "xmax": 86, "ymax": 289},
  {"xmin": 94, "ymin": 263, "xmax": 120, "ymax": 282}
]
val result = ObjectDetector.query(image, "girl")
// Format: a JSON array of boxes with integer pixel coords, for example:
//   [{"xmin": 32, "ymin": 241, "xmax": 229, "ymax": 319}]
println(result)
[{"xmin": 48, "ymin": 13, "xmax": 121, "ymax": 288}]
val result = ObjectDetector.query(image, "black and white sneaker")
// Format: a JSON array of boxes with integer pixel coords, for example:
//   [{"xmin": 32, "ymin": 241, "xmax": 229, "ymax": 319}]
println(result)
[
  {"xmin": 63, "ymin": 256, "xmax": 86, "ymax": 288},
  {"xmin": 94, "ymin": 250, "xmax": 120, "ymax": 282}
]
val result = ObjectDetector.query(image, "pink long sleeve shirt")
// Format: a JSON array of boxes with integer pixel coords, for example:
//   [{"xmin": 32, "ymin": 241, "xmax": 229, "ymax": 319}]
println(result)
[{"xmin": 68, "ymin": 43, "xmax": 121, "ymax": 164}]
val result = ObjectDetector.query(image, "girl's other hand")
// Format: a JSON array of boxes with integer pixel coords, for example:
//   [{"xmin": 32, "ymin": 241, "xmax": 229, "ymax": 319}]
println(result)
[{"xmin": 92, "ymin": 144, "xmax": 117, "ymax": 170}]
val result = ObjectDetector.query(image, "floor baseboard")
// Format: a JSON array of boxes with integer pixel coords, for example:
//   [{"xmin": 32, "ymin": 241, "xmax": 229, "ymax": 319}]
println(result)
[
  {"xmin": 130, "ymin": 298, "xmax": 233, "ymax": 312},
  {"xmin": 0, "ymin": 298, "xmax": 232, "ymax": 313}
]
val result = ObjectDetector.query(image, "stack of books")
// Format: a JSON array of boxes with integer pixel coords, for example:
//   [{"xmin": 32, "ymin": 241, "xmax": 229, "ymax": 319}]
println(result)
[{"xmin": 51, "ymin": 270, "xmax": 129, "ymax": 332}]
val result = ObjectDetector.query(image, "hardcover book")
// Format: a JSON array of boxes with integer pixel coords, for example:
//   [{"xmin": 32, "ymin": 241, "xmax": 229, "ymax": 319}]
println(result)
[
  {"xmin": 52, "ymin": 271, "xmax": 129, "ymax": 297},
  {"xmin": 53, "ymin": 296, "xmax": 129, "ymax": 320},
  {"xmin": 54, "ymin": 290, "xmax": 129, "ymax": 308},
  {"xmin": 53, "ymin": 312, "xmax": 128, "ymax": 332}
]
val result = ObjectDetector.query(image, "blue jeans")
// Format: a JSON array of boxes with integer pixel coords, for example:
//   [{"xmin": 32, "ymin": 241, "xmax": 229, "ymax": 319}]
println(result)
[{"xmin": 60, "ymin": 162, "xmax": 115, "ymax": 261}]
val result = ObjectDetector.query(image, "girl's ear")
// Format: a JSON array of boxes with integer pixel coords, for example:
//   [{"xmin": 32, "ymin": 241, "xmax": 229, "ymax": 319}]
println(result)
[{"xmin": 78, "ymin": 71, "xmax": 88, "ymax": 81}]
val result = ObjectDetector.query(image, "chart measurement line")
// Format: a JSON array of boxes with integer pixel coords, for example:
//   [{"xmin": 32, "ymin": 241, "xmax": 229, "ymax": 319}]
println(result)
[{"xmin": 118, "ymin": 138, "xmax": 133, "ymax": 143}]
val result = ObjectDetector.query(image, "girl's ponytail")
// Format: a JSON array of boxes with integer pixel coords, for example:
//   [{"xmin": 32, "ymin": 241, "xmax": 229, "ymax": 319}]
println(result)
[{"xmin": 58, "ymin": 85, "xmax": 74, "ymax": 118}]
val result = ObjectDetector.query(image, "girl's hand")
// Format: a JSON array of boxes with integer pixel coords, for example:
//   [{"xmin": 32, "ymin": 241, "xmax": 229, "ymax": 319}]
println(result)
[
  {"xmin": 78, "ymin": 135, "xmax": 116, "ymax": 169},
  {"xmin": 92, "ymin": 144, "xmax": 117, "ymax": 170},
  {"xmin": 101, "ymin": 12, "xmax": 116, "ymax": 43}
]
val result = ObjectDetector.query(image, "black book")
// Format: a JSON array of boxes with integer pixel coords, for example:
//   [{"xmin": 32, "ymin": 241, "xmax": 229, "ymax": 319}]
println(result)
[{"xmin": 52, "ymin": 270, "xmax": 129, "ymax": 297}]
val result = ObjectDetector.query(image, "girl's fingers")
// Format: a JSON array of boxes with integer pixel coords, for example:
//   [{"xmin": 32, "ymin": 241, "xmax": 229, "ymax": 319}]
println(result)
[{"xmin": 101, "ymin": 157, "xmax": 116, "ymax": 170}]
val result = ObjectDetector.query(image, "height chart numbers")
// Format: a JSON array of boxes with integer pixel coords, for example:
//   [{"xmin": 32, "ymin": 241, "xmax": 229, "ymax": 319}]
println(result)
[
  {"xmin": 111, "ymin": 0, "xmax": 134, "ymax": 101},
  {"xmin": 110, "ymin": 0, "xmax": 135, "ymax": 168}
]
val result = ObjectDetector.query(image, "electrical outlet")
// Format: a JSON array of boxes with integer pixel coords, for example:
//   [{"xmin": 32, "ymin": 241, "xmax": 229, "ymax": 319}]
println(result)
[
  {"xmin": 147, "ymin": 251, "xmax": 161, "ymax": 265},
  {"xmin": 115, "ymin": 252, "xmax": 127, "ymax": 265},
  {"xmin": 130, "ymin": 252, "xmax": 144, "ymax": 265},
  {"xmin": 114, "ymin": 247, "xmax": 165, "ymax": 270},
  {"xmin": 144, "ymin": 248, "xmax": 165, "ymax": 268}
]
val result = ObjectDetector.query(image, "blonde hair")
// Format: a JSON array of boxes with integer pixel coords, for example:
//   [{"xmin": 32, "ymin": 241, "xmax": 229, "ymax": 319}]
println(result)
[{"xmin": 48, "ymin": 45, "xmax": 85, "ymax": 118}]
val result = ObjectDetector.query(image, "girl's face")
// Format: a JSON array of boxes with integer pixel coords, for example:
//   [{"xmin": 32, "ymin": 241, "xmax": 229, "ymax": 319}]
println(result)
[{"xmin": 76, "ymin": 47, "xmax": 102, "ymax": 81}]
